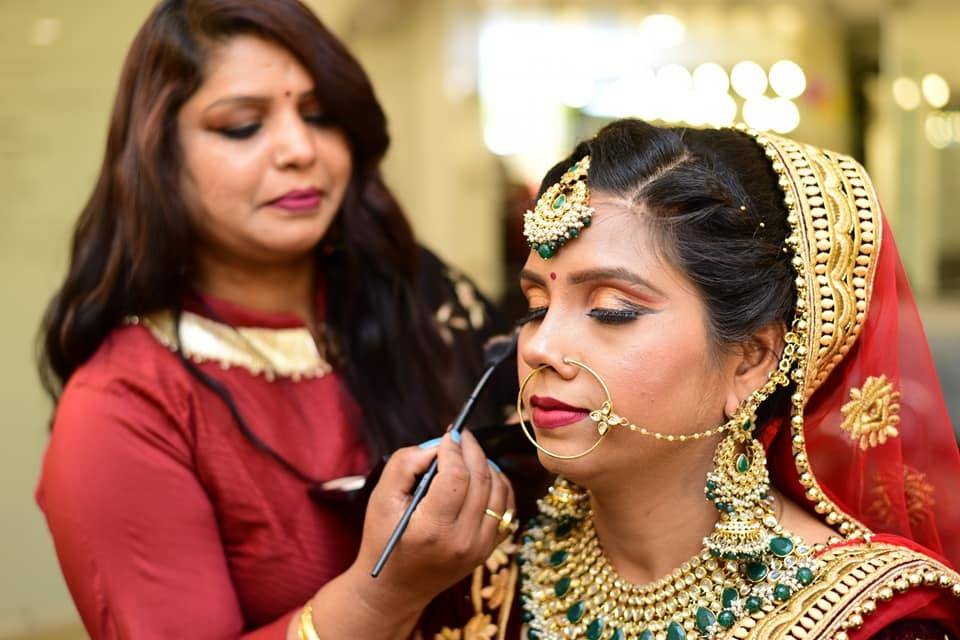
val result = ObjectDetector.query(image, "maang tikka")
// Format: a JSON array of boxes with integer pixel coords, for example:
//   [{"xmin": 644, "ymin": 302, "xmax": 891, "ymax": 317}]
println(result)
[{"xmin": 523, "ymin": 156, "xmax": 594, "ymax": 259}]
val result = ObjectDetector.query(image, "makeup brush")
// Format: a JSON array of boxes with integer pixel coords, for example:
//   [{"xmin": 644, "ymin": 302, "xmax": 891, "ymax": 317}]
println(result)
[{"xmin": 370, "ymin": 328, "xmax": 520, "ymax": 578}]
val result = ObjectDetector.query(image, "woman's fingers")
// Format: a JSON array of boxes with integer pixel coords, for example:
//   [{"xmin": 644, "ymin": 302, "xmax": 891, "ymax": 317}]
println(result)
[
  {"xmin": 419, "ymin": 432, "xmax": 471, "ymax": 524},
  {"xmin": 479, "ymin": 461, "xmax": 510, "ymax": 545},
  {"xmin": 376, "ymin": 446, "xmax": 438, "ymax": 503},
  {"xmin": 456, "ymin": 430, "xmax": 494, "ymax": 530}
]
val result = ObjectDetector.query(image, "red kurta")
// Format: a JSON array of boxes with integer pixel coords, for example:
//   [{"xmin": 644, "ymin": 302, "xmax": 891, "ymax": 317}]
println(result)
[{"xmin": 37, "ymin": 294, "xmax": 371, "ymax": 638}]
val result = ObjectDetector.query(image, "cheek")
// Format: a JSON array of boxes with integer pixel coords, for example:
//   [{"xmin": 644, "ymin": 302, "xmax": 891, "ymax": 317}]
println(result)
[
  {"xmin": 182, "ymin": 140, "xmax": 264, "ymax": 217},
  {"xmin": 606, "ymin": 314, "xmax": 719, "ymax": 423},
  {"xmin": 317, "ymin": 131, "xmax": 352, "ymax": 187}
]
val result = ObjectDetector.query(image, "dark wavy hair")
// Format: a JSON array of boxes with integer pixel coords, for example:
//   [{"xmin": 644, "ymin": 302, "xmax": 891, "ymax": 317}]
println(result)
[
  {"xmin": 538, "ymin": 119, "xmax": 797, "ymax": 424},
  {"xmin": 39, "ymin": 0, "xmax": 455, "ymax": 457}
]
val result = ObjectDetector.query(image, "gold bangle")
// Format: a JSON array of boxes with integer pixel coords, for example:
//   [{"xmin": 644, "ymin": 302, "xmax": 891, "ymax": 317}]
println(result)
[{"xmin": 298, "ymin": 602, "xmax": 321, "ymax": 640}]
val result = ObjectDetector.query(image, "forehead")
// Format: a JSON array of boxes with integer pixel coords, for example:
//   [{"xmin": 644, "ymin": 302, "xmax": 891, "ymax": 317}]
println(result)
[
  {"xmin": 522, "ymin": 198, "xmax": 659, "ymax": 275},
  {"xmin": 197, "ymin": 34, "xmax": 312, "ymax": 95}
]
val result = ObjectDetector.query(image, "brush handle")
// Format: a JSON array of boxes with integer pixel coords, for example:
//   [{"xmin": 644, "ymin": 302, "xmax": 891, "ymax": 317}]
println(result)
[{"xmin": 370, "ymin": 361, "xmax": 498, "ymax": 577}]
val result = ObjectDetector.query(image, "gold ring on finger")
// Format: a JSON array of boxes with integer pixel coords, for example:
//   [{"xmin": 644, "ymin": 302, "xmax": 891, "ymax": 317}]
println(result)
[
  {"xmin": 484, "ymin": 508, "xmax": 503, "ymax": 522},
  {"xmin": 497, "ymin": 508, "xmax": 518, "ymax": 534}
]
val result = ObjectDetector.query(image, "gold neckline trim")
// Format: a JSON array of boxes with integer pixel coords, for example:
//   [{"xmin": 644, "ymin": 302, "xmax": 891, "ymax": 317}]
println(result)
[{"xmin": 128, "ymin": 310, "xmax": 332, "ymax": 381}]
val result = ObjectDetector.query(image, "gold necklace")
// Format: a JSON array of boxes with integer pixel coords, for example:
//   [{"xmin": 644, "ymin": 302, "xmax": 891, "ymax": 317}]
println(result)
[{"xmin": 519, "ymin": 490, "xmax": 823, "ymax": 640}]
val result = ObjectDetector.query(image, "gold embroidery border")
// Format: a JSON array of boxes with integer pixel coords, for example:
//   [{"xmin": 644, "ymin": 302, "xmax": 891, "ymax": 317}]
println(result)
[
  {"xmin": 727, "ymin": 542, "xmax": 960, "ymax": 640},
  {"xmin": 128, "ymin": 310, "xmax": 332, "ymax": 381},
  {"xmin": 745, "ymin": 129, "xmax": 883, "ymax": 540}
]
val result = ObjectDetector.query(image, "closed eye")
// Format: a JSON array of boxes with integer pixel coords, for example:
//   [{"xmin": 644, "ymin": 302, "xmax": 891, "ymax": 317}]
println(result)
[{"xmin": 517, "ymin": 306, "xmax": 548, "ymax": 326}]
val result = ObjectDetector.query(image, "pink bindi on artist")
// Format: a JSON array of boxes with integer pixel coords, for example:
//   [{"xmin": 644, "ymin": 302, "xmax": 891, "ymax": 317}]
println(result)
[{"xmin": 550, "ymin": 272, "xmax": 557, "ymax": 280}]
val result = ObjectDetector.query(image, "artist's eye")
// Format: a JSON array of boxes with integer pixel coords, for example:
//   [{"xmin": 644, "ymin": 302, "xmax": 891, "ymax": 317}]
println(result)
[{"xmin": 218, "ymin": 123, "xmax": 261, "ymax": 139}]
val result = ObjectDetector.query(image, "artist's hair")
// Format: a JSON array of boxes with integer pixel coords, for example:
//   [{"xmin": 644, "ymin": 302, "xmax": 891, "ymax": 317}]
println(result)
[
  {"xmin": 39, "ymin": 0, "xmax": 455, "ymax": 457},
  {"xmin": 539, "ymin": 119, "xmax": 796, "ymax": 422}
]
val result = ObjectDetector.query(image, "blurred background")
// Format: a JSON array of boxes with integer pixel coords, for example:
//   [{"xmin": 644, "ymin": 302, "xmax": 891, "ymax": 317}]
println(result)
[{"xmin": 1, "ymin": 0, "xmax": 958, "ymax": 637}]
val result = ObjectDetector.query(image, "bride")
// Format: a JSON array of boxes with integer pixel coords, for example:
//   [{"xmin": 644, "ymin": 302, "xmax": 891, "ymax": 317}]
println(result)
[{"xmin": 442, "ymin": 120, "xmax": 960, "ymax": 640}]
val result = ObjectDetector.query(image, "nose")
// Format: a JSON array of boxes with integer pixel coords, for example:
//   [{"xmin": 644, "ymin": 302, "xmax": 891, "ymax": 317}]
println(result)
[
  {"xmin": 518, "ymin": 308, "xmax": 581, "ymax": 382},
  {"xmin": 272, "ymin": 111, "xmax": 317, "ymax": 170}
]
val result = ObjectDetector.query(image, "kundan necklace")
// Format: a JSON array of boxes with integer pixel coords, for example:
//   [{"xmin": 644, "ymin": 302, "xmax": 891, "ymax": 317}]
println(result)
[{"xmin": 518, "ymin": 479, "xmax": 824, "ymax": 640}]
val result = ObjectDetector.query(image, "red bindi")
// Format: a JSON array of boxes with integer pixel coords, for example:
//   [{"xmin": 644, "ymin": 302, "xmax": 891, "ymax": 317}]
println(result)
[{"xmin": 550, "ymin": 272, "xmax": 557, "ymax": 280}]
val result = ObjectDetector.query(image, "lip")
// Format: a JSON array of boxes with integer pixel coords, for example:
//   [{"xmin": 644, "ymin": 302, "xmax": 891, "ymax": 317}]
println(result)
[
  {"xmin": 267, "ymin": 188, "xmax": 324, "ymax": 212},
  {"xmin": 530, "ymin": 395, "xmax": 590, "ymax": 430}
]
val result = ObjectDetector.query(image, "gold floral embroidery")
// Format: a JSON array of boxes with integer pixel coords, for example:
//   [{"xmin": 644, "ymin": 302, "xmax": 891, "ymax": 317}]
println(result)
[
  {"xmin": 433, "ymin": 539, "xmax": 517, "ymax": 640},
  {"xmin": 435, "ymin": 269, "xmax": 487, "ymax": 345},
  {"xmin": 840, "ymin": 375, "xmax": 901, "ymax": 450},
  {"xmin": 869, "ymin": 465, "xmax": 936, "ymax": 529},
  {"xmin": 904, "ymin": 466, "xmax": 937, "ymax": 528},
  {"xmin": 480, "ymin": 568, "xmax": 512, "ymax": 609}
]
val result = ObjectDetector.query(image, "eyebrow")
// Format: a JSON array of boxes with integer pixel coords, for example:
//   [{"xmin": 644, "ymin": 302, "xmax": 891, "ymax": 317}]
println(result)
[
  {"xmin": 520, "ymin": 266, "xmax": 665, "ymax": 297},
  {"xmin": 570, "ymin": 267, "xmax": 666, "ymax": 296},
  {"xmin": 203, "ymin": 89, "xmax": 317, "ymax": 113},
  {"xmin": 519, "ymin": 269, "xmax": 547, "ymax": 287}
]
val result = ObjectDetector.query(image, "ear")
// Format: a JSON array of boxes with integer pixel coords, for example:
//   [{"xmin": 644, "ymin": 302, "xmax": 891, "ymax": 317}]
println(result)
[{"xmin": 722, "ymin": 322, "xmax": 786, "ymax": 417}]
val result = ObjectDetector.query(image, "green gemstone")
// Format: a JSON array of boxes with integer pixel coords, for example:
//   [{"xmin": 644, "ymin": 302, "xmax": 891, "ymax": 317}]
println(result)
[
  {"xmin": 715, "ymin": 502, "xmax": 727, "ymax": 512},
  {"xmin": 741, "ymin": 417, "xmax": 753, "ymax": 432},
  {"xmin": 769, "ymin": 536, "xmax": 794, "ymax": 558},
  {"xmin": 736, "ymin": 454, "xmax": 750, "ymax": 473},
  {"xmin": 722, "ymin": 587, "xmax": 739, "ymax": 608},
  {"xmin": 666, "ymin": 621, "xmax": 687, "ymax": 640},
  {"xmin": 745, "ymin": 595, "xmax": 763, "ymax": 613},
  {"xmin": 554, "ymin": 575, "xmax": 571, "ymax": 597},
  {"xmin": 552, "ymin": 194, "xmax": 567, "ymax": 210},
  {"xmin": 746, "ymin": 561, "xmax": 768, "ymax": 582},
  {"xmin": 723, "ymin": 503, "xmax": 734, "ymax": 513},
  {"xmin": 796, "ymin": 566, "xmax": 815, "ymax": 586},
  {"xmin": 527, "ymin": 629, "xmax": 541, "ymax": 640},
  {"xmin": 774, "ymin": 583, "xmax": 792, "ymax": 602},
  {"xmin": 639, "ymin": 631, "xmax": 654, "ymax": 640},
  {"xmin": 549, "ymin": 550, "xmax": 568, "ymax": 566},
  {"xmin": 718, "ymin": 609, "xmax": 736, "ymax": 628},
  {"xmin": 705, "ymin": 491, "xmax": 716, "ymax": 501},
  {"xmin": 538, "ymin": 244, "xmax": 554, "ymax": 259},
  {"xmin": 522, "ymin": 610, "xmax": 534, "ymax": 622},
  {"xmin": 695, "ymin": 607, "xmax": 716, "ymax": 632},
  {"xmin": 566, "ymin": 600, "xmax": 586, "ymax": 623},
  {"xmin": 555, "ymin": 520, "xmax": 574, "ymax": 538},
  {"xmin": 706, "ymin": 480, "xmax": 718, "ymax": 490},
  {"xmin": 586, "ymin": 618, "xmax": 605, "ymax": 640},
  {"xmin": 609, "ymin": 629, "xmax": 625, "ymax": 640},
  {"xmin": 581, "ymin": 216, "xmax": 592, "ymax": 227},
  {"xmin": 569, "ymin": 227, "xmax": 580, "ymax": 238}
]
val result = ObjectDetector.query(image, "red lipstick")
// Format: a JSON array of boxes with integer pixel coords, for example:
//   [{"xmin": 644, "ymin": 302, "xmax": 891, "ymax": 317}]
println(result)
[
  {"xmin": 268, "ymin": 188, "xmax": 323, "ymax": 212},
  {"xmin": 530, "ymin": 395, "xmax": 590, "ymax": 430}
]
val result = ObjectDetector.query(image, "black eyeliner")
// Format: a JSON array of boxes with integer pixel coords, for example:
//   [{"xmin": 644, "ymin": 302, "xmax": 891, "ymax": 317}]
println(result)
[{"xmin": 517, "ymin": 306, "xmax": 548, "ymax": 326}]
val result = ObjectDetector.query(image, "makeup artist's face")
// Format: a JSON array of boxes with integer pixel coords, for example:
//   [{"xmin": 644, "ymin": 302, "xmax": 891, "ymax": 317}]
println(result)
[
  {"xmin": 516, "ymin": 197, "xmax": 735, "ymax": 485},
  {"xmin": 177, "ymin": 35, "xmax": 352, "ymax": 265}
]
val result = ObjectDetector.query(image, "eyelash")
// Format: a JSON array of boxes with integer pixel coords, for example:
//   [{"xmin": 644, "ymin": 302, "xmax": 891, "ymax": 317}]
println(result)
[
  {"xmin": 516, "ymin": 306, "xmax": 547, "ymax": 326},
  {"xmin": 218, "ymin": 113, "xmax": 335, "ymax": 140},
  {"xmin": 516, "ymin": 304, "xmax": 648, "ymax": 326}
]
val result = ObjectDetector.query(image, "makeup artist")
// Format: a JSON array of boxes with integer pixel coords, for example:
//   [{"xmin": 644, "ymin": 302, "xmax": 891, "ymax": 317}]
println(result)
[{"xmin": 35, "ymin": 1, "xmax": 518, "ymax": 638}]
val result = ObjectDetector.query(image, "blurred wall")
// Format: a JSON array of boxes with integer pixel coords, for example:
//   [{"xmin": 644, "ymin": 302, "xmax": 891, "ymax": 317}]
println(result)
[{"xmin": 1, "ymin": 3, "xmax": 155, "ymax": 636}]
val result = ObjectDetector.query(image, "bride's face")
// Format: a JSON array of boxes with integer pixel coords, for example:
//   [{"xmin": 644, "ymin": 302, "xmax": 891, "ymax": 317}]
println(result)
[{"xmin": 517, "ymin": 197, "xmax": 736, "ymax": 484}]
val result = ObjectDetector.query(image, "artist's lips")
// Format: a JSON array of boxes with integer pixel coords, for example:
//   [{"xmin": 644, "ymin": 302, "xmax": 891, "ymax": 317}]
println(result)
[
  {"xmin": 267, "ymin": 188, "xmax": 324, "ymax": 212},
  {"xmin": 530, "ymin": 395, "xmax": 590, "ymax": 430}
]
